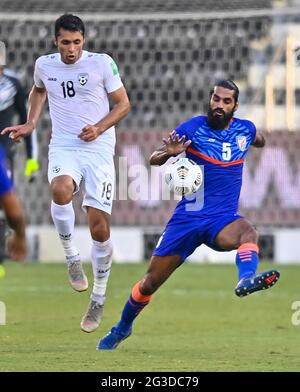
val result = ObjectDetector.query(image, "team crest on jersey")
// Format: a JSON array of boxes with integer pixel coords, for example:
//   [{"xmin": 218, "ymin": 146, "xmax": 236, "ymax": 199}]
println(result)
[
  {"xmin": 236, "ymin": 136, "xmax": 247, "ymax": 151},
  {"xmin": 52, "ymin": 166, "xmax": 61, "ymax": 174},
  {"xmin": 78, "ymin": 73, "xmax": 89, "ymax": 86}
]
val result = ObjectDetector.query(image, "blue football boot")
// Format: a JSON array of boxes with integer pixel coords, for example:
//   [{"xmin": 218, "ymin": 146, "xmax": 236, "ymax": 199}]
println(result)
[
  {"xmin": 235, "ymin": 269, "xmax": 280, "ymax": 297},
  {"xmin": 97, "ymin": 322, "xmax": 132, "ymax": 350}
]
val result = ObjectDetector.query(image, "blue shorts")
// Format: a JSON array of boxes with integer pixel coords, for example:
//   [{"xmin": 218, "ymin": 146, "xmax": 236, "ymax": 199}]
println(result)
[{"xmin": 153, "ymin": 213, "xmax": 243, "ymax": 262}]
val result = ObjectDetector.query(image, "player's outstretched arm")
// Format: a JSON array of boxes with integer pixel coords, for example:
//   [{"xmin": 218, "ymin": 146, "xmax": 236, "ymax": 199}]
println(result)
[
  {"xmin": 1, "ymin": 85, "xmax": 47, "ymax": 143},
  {"xmin": 149, "ymin": 131, "xmax": 192, "ymax": 166},
  {"xmin": 251, "ymin": 131, "xmax": 265, "ymax": 148}
]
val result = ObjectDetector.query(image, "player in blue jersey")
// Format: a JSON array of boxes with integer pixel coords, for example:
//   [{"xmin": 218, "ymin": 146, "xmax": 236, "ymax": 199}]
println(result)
[
  {"xmin": 0, "ymin": 63, "xmax": 39, "ymax": 277},
  {"xmin": 98, "ymin": 79, "xmax": 280, "ymax": 350},
  {"xmin": 0, "ymin": 145, "xmax": 27, "ymax": 262}
]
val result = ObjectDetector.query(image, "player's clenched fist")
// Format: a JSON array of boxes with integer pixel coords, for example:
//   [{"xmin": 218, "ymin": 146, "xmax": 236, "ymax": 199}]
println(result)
[{"xmin": 78, "ymin": 124, "xmax": 102, "ymax": 142}]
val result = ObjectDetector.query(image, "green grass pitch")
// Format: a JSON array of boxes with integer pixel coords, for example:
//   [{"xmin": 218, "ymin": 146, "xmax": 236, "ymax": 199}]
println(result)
[{"xmin": 0, "ymin": 261, "xmax": 300, "ymax": 371}]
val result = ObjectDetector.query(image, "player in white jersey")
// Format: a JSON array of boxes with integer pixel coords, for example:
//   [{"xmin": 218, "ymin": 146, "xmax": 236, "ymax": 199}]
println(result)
[{"xmin": 1, "ymin": 14, "xmax": 131, "ymax": 332}]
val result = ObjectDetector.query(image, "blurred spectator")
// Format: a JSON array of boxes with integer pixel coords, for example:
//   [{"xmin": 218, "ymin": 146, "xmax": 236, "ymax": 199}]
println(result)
[
  {"xmin": 0, "ymin": 144, "xmax": 27, "ymax": 276},
  {"xmin": 0, "ymin": 64, "xmax": 38, "ymax": 275}
]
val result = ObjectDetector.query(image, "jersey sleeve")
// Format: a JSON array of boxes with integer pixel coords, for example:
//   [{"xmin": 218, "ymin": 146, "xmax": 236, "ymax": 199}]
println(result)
[
  {"xmin": 174, "ymin": 118, "xmax": 197, "ymax": 141},
  {"xmin": 33, "ymin": 58, "xmax": 45, "ymax": 88},
  {"xmin": 101, "ymin": 54, "xmax": 123, "ymax": 93},
  {"xmin": 246, "ymin": 120, "xmax": 257, "ymax": 144}
]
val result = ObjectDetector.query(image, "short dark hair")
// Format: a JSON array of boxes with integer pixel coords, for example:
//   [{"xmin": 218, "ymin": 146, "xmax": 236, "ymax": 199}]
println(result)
[
  {"xmin": 210, "ymin": 79, "xmax": 239, "ymax": 103},
  {"xmin": 55, "ymin": 14, "xmax": 85, "ymax": 38}
]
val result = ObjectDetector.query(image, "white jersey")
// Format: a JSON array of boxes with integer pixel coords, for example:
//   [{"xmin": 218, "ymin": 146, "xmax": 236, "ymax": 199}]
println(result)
[{"xmin": 34, "ymin": 50, "xmax": 123, "ymax": 154}]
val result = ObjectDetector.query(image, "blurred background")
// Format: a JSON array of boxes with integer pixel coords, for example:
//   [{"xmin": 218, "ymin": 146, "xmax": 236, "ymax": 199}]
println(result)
[{"xmin": 1, "ymin": 0, "xmax": 300, "ymax": 264}]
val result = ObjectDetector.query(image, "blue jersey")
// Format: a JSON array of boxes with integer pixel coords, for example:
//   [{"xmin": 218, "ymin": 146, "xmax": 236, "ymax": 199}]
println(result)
[
  {"xmin": 0, "ymin": 145, "xmax": 13, "ymax": 196},
  {"xmin": 174, "ymin": 115, "xmax": 256, "ymax": 216}
]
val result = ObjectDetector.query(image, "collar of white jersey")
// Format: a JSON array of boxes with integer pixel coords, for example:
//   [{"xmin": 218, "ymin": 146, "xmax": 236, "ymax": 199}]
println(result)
[{"xmin": 58, "ymin": 50, "xmax": 89, "ymax": 66}]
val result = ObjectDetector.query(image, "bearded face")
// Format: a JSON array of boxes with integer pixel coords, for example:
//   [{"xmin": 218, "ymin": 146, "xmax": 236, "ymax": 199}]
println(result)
[
  {"xmin": 207, "ymin": 86, "xmax": 237, "ymax": 130},
  {"xmin": 207, "ymin": 106, "xmax": 235, "ymax": 130}
]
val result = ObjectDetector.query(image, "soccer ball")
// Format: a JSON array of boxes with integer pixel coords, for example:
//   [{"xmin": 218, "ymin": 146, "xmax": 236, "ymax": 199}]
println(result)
[{"xmin": 165, "ymin": 157, "xmax": 203, "ymax": 196}]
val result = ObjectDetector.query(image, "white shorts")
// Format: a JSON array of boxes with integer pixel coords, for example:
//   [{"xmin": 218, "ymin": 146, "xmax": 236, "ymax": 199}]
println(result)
[{"xmin": 48, "ymin": 148, "xmax": 115, "ymax": 214}]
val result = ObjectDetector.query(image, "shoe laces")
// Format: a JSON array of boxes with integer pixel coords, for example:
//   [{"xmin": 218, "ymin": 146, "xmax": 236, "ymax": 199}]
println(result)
[
  {"xmin": 69, "ymin": 261, "xmax": 84, "ymax": 281},
  {"xmin": 85, "ymin": 301, "xmax": 103, "ymax": 322}
]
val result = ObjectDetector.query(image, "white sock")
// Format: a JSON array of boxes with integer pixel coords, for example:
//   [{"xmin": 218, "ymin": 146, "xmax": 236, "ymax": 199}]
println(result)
[
  {"xmin": 91, "ymin": 239, "xmax": 113, "ymax": 305},
  {"xmin": 50, "ymin": 201, "xmax": 79, "ymax": 259}
]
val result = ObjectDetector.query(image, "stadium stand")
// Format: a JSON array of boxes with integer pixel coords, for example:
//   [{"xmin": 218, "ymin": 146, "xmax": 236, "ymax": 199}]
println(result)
[
  {"xmin": 0, "ymin": 0, "xmax": 272, "ymax": 13},
  {"xmin": 1, "ymin": 16, "xmax": 271, "ymax": 129}
]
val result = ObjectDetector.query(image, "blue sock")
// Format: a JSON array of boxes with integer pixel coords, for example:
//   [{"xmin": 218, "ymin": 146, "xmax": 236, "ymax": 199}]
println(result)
[
  {"xmin": 116, "ymin": 296, "xmax": 149, "ymax": 331},
  {"xmin": 115, "ymin": 282, "xmax": 152, "ymax": 332},
  {"xmin": 236, "ymin": 243, "xmax": 259, "ymax": 281}
]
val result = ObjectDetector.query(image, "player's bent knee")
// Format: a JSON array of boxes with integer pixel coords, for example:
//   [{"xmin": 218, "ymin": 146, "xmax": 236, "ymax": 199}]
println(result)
[
  {"xmin": 51, "ymin": 186, "xmax": 73, "ymax": 204},
  {"xmin": 240, "ymin": 226, "xmax": 259, "ymax": 245},
  {"xmin": 51, "ymin": 177, "xmax": 74, "ymax": 204}
]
